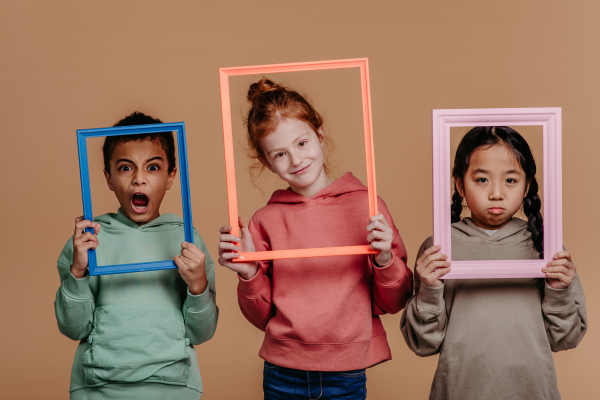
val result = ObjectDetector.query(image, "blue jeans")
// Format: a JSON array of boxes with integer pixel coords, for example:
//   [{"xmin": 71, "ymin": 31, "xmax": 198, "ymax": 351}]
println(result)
[{"xmin": 263, "ymin": 361, "xmax": 367, "ymax": 400}]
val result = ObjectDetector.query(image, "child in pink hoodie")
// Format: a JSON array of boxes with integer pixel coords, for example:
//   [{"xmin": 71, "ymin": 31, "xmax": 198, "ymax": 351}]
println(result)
[{"xmin": 218, "ymin": 77, "xmax": 413, "ymax": 400}]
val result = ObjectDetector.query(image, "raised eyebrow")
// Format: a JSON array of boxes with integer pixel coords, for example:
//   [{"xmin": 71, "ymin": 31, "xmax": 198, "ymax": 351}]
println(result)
[
  {"xmin": 115, "ymin": 158, "xmax": 134, "ymax": 165},
  {"xmin": 146, "ymin": 156, "xmax": 164, "ymax": 164}
]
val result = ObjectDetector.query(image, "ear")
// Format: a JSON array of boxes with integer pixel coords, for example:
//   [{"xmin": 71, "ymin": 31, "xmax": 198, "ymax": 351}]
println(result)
[
  {"xmin": 103, "ymin": 169, "xmax": 115, "ymax": 191},
  {"xmin": 524, "ymin": 180, "xmax": 531, "ymax": 198},
  {"xmin": 454, "ymin": 178, "xmax": 465, "ymax": 197},
  {"xmin": 317, "ymin": 126, "xmax": 325, "ymax": 145},
  {"xmin": 166, "ymin": 167, "xmax": 178, "ymax": 190}
]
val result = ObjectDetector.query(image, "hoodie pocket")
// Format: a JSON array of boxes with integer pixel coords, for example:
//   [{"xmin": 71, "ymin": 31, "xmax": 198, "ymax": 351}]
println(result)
[{"xmin": 82, "ymin": 304, "xmax": 190, "ymax": 387}]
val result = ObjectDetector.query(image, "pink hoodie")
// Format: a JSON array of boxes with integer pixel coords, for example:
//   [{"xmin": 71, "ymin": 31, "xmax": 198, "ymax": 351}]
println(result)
[{"xmin": 237, "ymin": 172, "xmax": 413, "ymax": 371}]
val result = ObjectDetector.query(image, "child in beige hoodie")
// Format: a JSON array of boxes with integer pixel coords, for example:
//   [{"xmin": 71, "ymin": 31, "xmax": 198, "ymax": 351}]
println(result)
[{"xmin": 401, "ymin": 126, "xmax": 586, "ymax": 400}]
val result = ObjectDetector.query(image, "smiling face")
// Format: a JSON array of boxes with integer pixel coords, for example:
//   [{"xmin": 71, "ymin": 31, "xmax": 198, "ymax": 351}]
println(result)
[
  {"xmin": 457, "ymin": 144, "xmax": 530, "ymax": 230},
  {"xmin": 259, "ymin": 118, "xmax": 331, "ymax": 198},
  {"xmin": 103, "ymin": 138, "xmax": 177, "ymax": 225}
]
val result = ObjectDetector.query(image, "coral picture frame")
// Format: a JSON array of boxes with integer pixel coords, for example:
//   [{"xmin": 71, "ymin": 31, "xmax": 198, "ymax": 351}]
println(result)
[
  {"xmin": 77, "ymin": 122, "xmax": 193, "ymax": 275},
  {"xmin": 432, "ymin": 107, "xmax": 562, "ymax": 279},
  {"xmin": 219, "ymin": 58, "xmax": 379, "ymax": 262}
]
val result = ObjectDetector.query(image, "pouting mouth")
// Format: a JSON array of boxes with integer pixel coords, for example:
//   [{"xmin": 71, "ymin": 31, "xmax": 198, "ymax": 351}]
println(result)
[{"xmin": 131, "ymin": 193, "xmax": 149, "ymax": 211}]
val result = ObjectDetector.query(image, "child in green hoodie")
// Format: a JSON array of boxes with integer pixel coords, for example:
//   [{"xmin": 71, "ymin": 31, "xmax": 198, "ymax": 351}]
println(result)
[{"xmin": 54, "ymin": 112, "xmax": 218, "ymax": 400}]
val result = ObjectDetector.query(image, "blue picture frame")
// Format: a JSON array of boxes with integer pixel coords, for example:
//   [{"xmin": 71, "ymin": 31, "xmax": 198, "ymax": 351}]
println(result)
[{"xmin": 76, "ymin": 122, "xmax": 193, "ymax": 276}]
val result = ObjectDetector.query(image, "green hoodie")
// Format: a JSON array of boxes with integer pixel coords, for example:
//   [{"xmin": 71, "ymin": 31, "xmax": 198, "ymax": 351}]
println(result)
[{"xmin": 54, "ymin": 210, "xmax": 218, "ymax": 399}]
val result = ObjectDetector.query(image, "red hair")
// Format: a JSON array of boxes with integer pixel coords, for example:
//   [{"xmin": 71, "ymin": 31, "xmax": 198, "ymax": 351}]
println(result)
[{"xmin": 244, "ymin": 77, "xmax": 334, "ymax": 182}]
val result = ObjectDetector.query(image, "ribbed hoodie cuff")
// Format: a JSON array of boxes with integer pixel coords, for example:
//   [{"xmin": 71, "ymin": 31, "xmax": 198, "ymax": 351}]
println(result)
[
  {"xmin": 543, "ymin": 281, "xmax": 574, "ymax": 311},
  {"xmin": 186, "ymin": 285, "xmax": 213, "ymax": 313},
  {"xmin": 62, "ymin": 272, "xmax": 92, "ymax": 300},
  {"xmin": 417, "ymin": 283, "xmax": 445, "ymax": 313},
  {"xmin": 237, "ymin": 271, "xmax": 269, "ymax": 299},
  {"xmin": 371, "ymin": 254, "xmax": 405, "ymax": 286}
]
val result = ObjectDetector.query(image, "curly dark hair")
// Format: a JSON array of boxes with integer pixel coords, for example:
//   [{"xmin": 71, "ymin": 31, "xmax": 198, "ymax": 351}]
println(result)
[
  {"xmin": 451, "ymin": 126, "xmax": 543, "ymax": 257},
  {"xmin": 102, "ymin": 111, "xmax": 176, "ymax": 175}
]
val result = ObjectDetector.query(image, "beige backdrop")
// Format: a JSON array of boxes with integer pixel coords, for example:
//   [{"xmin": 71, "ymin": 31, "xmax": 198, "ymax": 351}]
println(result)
[{"xmin": 1, "ymin": 1, "xmax": 598, "ymax": 399}]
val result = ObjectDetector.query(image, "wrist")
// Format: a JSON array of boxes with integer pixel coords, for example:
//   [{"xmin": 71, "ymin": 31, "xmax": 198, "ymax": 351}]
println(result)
[
  {"xmin": 188, "ymin": 278, "xmax": 208, "ymax": 295},
  {"xmin": 374, "ymin": 252, "xmax": 392, "ymax": 267},
  {"xmin": 239, "ymin": 264, "xmax": 259, "ymax": 280},
  {"xmin": 70, "ymin": 265, "xmax": 87, "ymax": 279}
]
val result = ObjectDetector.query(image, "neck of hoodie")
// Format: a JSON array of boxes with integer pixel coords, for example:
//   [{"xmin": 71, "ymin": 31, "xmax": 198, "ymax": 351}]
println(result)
[{"xmin": 267, "ymin": 172, "xmax": 367, "ymax": 205}]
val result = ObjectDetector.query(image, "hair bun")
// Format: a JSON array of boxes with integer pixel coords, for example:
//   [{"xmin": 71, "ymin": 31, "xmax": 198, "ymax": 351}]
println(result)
[{"xmin": 247, "ymin": 77, "xmax": 283, "ymax": 103}]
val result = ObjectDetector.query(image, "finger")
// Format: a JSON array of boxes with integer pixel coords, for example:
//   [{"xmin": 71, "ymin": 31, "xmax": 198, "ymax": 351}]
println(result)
[
  {"xmin": 79, "ymin": 232, "xmax": 99, "ymax": 244},
  {"xmin": 220, "ymin": 234, "xmax": 241, "ymax": 243},
  {"xmin": 543, "ymin": 265, "xmax": 573, "ymax": 276},
  {"xmin": 78, "ymin": 241, "xmax": 99, "ymax": 252},
  {"xmin": 75, "ymin": 216, "xmax": 84, "ymax": 223},
  {"xmin": 94, "ymin": 223, "xmax": 101, "ymax": 235},
  {"xmin": 219, "ymin": 242, "xmax": 240, "ymax": 252},
  {"xmin": 369, "ymin": 214, "xmax": 390, "ymax": 227},
  {"xmin": 423, "ymin": 260, "xmax": 451, "ymax": 275},
  {"xmin": 370, "ymin": 241, "xmax": 391, "ymax": 251},
  {"xmin": 553, "ymin": 251, "xmax": 572, "ymax": 262},
  {"xmin": 367, "ymin": 230, "xmax": 392, "ymax": 243},
  {"xmin": 219, "ymin": 225, "xmax": 233, "ymax": 234},
  {"xmin": 181, "ymin": 241, "xmax": 204, "ymax": 256},
  {"xmin": 239, "ymin": 217, "xmax": 252, "ymax": 239},
  {"xmin": 220, "ymin": 252, "xmax": 241, "ymax": 260},
  {"xmin": 416, "ymin": 245, "xmax": 443, "ymax": 266},
  {"xmin": 366, "ymin": 219, "xmax": 392, "ymax": 233},
  {"xmin": 181, "ymin": 248, "xmax": 198, "ymax": 260},
  {"xmin": 174, "ymin": 255, "xmax": 186, "ymax": 269},
  {"xmin": 74, "ymin": 220, "xmax": 96, "ymax": 237},
  {"xmin": 432, "ymin": 267, "xmax": 451, "ymax": 279},
  {"xmin": 545, "ymin": 271, "xmax": 570, "ymax": 284},
  {"xmin": 546, "ymin": 259, "xmax": 571, "ymax": 269},
  {"xmin": 418, "ymin": 253, "xmax": 448, "ymax": 272}
]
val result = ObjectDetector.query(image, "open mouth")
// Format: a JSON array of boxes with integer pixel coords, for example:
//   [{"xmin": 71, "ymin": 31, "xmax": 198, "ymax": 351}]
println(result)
[{"xmin": 131, "ymin": 193, "xmax": 149, "ymax": 213}]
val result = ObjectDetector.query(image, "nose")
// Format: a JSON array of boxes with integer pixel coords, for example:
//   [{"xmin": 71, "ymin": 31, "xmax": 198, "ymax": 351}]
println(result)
[
  {"xmin": 489, "ymin": 181, "xmax": 504, "ymax": 200},
  {"xmin": 133, "ymin": 169, "xmax": 147, "ymax": 186},
  {"xmin": 289, "ymin": 151, "xmax": 302, "ymax": 167}
]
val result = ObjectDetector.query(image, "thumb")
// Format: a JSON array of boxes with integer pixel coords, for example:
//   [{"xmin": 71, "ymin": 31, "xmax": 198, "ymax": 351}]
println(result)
[{"xmin": 238, "ymin": 217, "xmax": 251, "ymax": 239}]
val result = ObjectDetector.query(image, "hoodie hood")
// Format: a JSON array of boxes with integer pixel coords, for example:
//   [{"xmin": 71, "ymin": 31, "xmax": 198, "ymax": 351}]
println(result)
[
  {"xmin": 452, "ymin": 217, "xmax": 532, "ymax": 245},
  {"xmin": 451, "ymin": 217, "xmax": 540, "ymax": 260},
  {"xmin": 266, "ymin": 172, "xmax": 367, "ymax": 205},
  {"xmin": 94, "ymin": 208, "xmax": 184, "ymax": 232}
]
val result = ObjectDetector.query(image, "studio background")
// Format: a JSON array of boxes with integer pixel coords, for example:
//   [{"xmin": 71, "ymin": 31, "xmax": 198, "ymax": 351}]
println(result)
[{"xmin": 1, "ymin": 1, "xmax": 598, "ymax": 398}]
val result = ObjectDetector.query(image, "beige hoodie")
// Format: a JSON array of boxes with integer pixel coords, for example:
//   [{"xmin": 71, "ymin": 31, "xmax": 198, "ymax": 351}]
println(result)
[{"xmin": 400, "ymin": 218, "xmax": 587, "ymax": 400}]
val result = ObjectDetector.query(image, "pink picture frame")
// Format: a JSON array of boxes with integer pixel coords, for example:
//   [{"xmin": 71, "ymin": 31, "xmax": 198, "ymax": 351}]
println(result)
[
  {"xmin": 219, "ymin": 58, "xmax": 379, "ymax": 262},
  {"xmin": 432, "ymin": 107, "xmax": 562, "ymax": 279}
]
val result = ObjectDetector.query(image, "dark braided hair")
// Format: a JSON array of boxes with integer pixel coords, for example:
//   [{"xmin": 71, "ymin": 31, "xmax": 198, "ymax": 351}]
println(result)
[{"xmin": 451, "ymin": 126, "xmax": 543, "ymax": 257}]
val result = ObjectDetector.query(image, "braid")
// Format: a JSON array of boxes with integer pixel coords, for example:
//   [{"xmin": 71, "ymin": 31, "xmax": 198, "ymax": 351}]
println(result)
[
  {"xmin": 451, "ymin": 186, "xmax": 464, "ymax": 223},
  {"xmin": 522, "ymin": 178, "xmax": 544, "ymax": 258}
]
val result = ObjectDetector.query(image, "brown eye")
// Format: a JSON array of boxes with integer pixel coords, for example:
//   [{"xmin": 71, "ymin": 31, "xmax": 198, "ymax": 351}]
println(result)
[{"xmin": 148, "ymin": 164, "xmax": 159, "ymax": 172}]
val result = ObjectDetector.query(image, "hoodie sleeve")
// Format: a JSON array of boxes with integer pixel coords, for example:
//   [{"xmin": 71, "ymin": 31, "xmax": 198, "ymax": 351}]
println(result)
[
  {"xmin": 54, "ymin": 237, "xmax": 96, "ymax": 341},
  {"xmin": 368, "ymin": 198, "xmax": 414, "ymax": 315},
  {"xmin": 182, "ymin": 231, "xmax": 219, "ymax": 345},
  {"xmin": 541, "ymin": 249, "xmax": 587, "ymax": 352},
  {"xmin": 236, "ymin": 219, "xmax": 274, "ymax": 332},
  {"xmin": 400, "ymin": 236, "xmax": 448, "ymax": 357}
]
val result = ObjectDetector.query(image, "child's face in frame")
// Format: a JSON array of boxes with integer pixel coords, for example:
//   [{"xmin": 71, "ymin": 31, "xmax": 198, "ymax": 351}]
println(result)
[
  {"xmin": 103, "ymin": 138, "xmax": 177, "ymax": 225},
  {"xmin": 456, "ymin": 144, "xmax": 530, "ymax": 230},
  {"xmin": 259, "ymin": 118, "xmax": 330, "ymax": 198}
]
